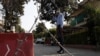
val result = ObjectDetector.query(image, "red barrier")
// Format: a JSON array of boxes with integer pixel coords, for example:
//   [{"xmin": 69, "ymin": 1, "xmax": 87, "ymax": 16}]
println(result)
[{"xmin": 0, "ymin": 33, "xmax": 34, "ymax": 56}]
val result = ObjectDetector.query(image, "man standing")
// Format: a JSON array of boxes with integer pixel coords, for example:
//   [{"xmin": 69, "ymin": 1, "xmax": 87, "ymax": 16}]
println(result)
[{"xmin": 53, "ymin": 8, "xmax": 65, "ymax": 54}]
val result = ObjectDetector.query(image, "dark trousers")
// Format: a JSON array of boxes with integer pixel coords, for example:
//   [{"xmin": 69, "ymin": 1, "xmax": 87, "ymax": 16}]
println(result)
[{"xmin": 57, "ymin": 25, "xmax": 64, "ymax": 51}]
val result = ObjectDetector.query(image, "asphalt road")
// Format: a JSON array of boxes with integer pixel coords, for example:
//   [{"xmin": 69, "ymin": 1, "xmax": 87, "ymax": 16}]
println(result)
[{"xmin": 34, "ymin": 44, "xmax": 100, "ymax": 56}]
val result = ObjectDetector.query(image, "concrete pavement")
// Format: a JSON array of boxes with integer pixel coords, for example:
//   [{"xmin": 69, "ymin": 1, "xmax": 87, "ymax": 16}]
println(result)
[{"xmin": 34, "ymin": 44, "xmax": 100, "ymax": 56}]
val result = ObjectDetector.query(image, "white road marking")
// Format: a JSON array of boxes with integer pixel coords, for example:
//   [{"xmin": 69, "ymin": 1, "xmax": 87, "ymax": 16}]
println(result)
[
  {"xmin": 42, "ymin": 53, "xmax": 80, "ymax": 56},
  {"xmin": 43, "ymin": 54, "xmax": 68, "ymax": 56}
]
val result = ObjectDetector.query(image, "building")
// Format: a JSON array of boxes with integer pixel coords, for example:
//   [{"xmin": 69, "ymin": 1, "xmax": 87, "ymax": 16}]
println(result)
[
  {"xmin": 66, "ymin": 0, "xmax": 100, "ymax": 45},
  {"xmin": 69, "ymin": 0, "xmax": 100, "ymax": 27}
]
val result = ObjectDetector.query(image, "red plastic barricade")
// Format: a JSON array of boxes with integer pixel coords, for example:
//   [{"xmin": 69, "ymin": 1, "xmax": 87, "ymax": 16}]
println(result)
[{"xmin": 0, "ymin": 33, "xmax": 34, "ymax": 56}]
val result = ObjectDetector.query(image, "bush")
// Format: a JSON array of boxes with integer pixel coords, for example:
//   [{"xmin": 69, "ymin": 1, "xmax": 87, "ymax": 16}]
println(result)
[
  {"xmin": 95, "ymin": 26, "xmax": 100, "ymax": 45},
  {"xmin": 64, "ymin": 26, "xmax": 100, "ymax": 45},
  {"xmin": 64, "ymin": 30, "xmax": 88, "ymax": 45}
]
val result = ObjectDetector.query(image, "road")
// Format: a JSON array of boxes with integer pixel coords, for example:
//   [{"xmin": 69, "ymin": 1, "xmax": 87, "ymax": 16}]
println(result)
[{"xmin": 34, "ymin": 44, "xmax": 100, "ymax": 56}]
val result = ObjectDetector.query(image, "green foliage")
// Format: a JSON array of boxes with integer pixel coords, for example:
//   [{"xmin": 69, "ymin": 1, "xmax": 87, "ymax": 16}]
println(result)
[
  {"xmin": 84, "ymin": 3, "xmax": 100, "ymax": 42},
  {"xmin": 64, "ymin": 27, "xmax": 100, "ymax": 45},
  {"xmin": 94, "ymin": 26, "xmax": 100, "ymax": 43},
  {"xmin": 55, "ymin": 0, "xmax": 68, "ymax": 7},
  {"xmin": 49, "ymin": 28, "xmax": 56, "ymax": 35},
  {"xmin": 15, "ymin": 25, "xmax": 25, "ymax": 33},
  {"xmin": 84, "ymin": 1, "xmax": 100, "ymax": 26},
  {"xmin": 44, "ymin": 28, "xmax": 56, "ymax": 38},
  {"xmin": 33, "ymin": 23, "xmax": 46, "ymax": 39},
  {"xmin": 44, "ymin": 32, "xmax": 50, "ymax": 38},
  {"xmin": 64, "ymin": 30, "xmax": 88, "ymax": 44},
  {"xmin": 33, "ymin": 24, "xmax": 56, "ymax": 39},
  {"xmin": 65, "ymin": 1, "xmax": 100, "ymax": 45},
  {"xmin": 0, "ymin": 0, "xmax": 30, "ymax": 32},
  {"xmin": 35, "ymin": 23, "xmax": 45, "ymax": 33},
  {"xmin": 34, "ymin": 0, "xmax": 69, "ymax": 21}
]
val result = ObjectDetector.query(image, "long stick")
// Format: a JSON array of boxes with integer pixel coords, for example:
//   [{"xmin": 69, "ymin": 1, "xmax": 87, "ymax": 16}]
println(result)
[{"xmin": 42, "ymin": 22, "xmax": 74, "ymax": 56}]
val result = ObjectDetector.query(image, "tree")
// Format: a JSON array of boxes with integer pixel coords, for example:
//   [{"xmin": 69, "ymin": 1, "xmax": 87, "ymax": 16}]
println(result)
[
  {"xmin": 34, "ymin": 0, "xmax": 73, "ymax": 21},
  {"xmin": 35, "ymin": 23, "xmax": 45, "ymax": 33},
  {"xmin": 33, "ymin": 22, "xmax": 46, "ymax": 39},
  {"xmin": 84, "ymin": 1, "xmax": 100, "ymax": 45},
  {"xmin": 49, "ymin": 28, "xmax": 56, "ymax": 35},
  {"xmin": 33, "ymin": 0, "xmax": 83, "ymax": 25},
  {"xmin": 15, "ymin": 24, "xmax": 25, "ymax": 33},
  {"xmin": 0, "ymin": 0, "xmax": 30, "ymax": 32}
]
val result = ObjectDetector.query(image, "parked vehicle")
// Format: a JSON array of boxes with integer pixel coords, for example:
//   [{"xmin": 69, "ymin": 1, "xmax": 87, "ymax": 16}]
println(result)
[{"xmin": 35, "ymin": 38, "xmax": 45, "ymax": 44}]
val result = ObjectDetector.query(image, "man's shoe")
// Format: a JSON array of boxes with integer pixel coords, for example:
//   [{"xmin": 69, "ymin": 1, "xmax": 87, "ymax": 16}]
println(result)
[
  {"xmin": 57, "ymin": 50, "xmax": 64, "ymax": 54},
  {"xmin": 57, "ymin": 50, "xmax": 60, "ymax": 53},
  {"xmin": 60, "ymin": 50, "xmax": 64, "ymax": 54}
]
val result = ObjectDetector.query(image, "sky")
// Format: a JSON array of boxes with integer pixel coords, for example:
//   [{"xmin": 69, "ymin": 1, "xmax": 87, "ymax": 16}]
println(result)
[
  {"xmin": 20, "ymin": 0, "xmax": 38, "ymax": 31},
  {"xmin": 0, "ymin": 0, "xmax": 54, "ymax": 32},
  {"xmin": 20, "ymin": 0, "xmax": 53, "ymax": 32}
]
